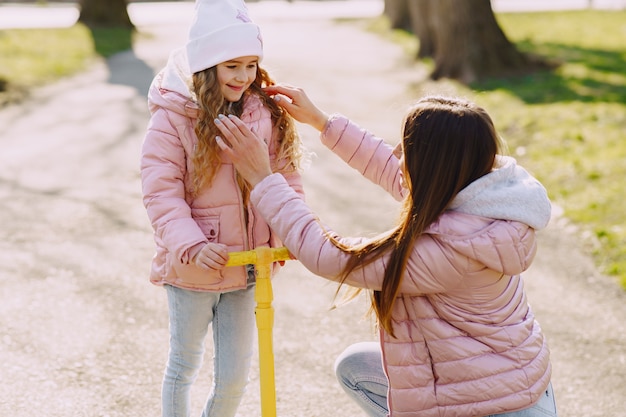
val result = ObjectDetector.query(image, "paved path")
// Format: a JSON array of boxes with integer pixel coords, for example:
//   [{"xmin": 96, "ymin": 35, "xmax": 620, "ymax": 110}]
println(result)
[{"xmin": 0, "ymin": 2, "xmax": 625, "ymax": 417}]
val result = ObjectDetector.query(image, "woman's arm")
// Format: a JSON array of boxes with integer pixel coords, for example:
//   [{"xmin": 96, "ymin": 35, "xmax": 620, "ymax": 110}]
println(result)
[
  {"xmin": 214, "ymin": 114, "xmax": 461, "ymax": 294},
  {"xmin": 243, "ymin": 95, "xmax": 306, "ymax": 200},
  {"xmin": 264, "ymin": 85, "xmax": 405, "ymax": 201},
  {"xmin": 263, "ymin": 85, "xmax": 329, "ymax": 132}
]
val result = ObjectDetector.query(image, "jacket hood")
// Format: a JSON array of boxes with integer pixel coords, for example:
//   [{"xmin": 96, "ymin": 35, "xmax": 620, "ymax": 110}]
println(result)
[
  {"xmin": 147, "ymin": 48, "xmax": 199, "ymax": 118},
  {"xmin": 449, "ymin": 156, "xmax": 551, "ymax": 230}
]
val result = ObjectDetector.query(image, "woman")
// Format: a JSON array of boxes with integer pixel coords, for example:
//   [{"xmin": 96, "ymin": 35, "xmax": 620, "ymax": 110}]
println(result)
[{"xmin": 213, "ymin": 85, "xmax": 557, "ymax": 417}]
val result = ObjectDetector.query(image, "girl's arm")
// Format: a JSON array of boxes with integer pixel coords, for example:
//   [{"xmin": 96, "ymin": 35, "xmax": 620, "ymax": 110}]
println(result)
[{"xmin": 140, "ymin": 109, "xmax": 210, "ymax": 266}]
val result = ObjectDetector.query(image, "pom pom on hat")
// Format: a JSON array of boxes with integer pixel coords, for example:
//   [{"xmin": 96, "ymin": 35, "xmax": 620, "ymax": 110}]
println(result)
[{"xmin": 186, "ymin": 0, "xmax": 263, "ymax": 74}]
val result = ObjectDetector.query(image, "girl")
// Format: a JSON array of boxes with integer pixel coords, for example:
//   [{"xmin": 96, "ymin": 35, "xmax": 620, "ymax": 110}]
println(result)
[
  {"xmin": 140, "ymin": 2, "xmax": 304, "ymax": 416},
  {"xmin": 214, "ymin": 85, "xmax": 558, "ymax": 417}
]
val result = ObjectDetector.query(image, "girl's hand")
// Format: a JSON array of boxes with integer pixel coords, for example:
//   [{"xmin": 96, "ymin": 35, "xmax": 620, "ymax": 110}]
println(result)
[
  {"xmin": 263, "ymin": 84, "xmax": 329, "ymax": 132},
  {"xmin": 193, "ymin": 242, "xmax": 229, "ymax": 271},
  {"xmin": 214, "ymin": 114, "xmax": 273, "ymax": 187}
]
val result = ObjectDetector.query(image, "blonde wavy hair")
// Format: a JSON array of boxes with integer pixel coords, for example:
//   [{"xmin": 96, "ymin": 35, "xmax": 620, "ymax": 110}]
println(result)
[{"xmin": 190, "ymin": 65, "xmax": 303, "ymax": 197}]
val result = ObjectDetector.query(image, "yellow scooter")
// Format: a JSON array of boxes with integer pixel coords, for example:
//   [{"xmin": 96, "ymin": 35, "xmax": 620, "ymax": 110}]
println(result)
[{"xmin": 226, "ymin": 247, "xmax": 292, "ymax": 417}]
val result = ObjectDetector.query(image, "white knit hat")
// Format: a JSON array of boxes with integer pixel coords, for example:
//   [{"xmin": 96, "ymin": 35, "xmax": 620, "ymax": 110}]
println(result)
[{"xmin": 186, "ymin": 0, "xmax": 263, "ymax": 74}]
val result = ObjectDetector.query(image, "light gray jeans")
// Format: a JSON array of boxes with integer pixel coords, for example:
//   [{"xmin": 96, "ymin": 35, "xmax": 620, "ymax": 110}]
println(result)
[
  {"xmin": 162, "ymin": 282, "xmax": 256, "ymax": 417},
  {"xmin": 334, "ymin": 341, "xmax": 558, "ymax": 417}
]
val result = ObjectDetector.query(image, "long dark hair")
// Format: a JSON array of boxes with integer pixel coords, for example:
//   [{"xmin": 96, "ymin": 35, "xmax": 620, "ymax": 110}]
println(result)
[{"xmin": 335, "ymin": 96, "xmax": 501, "ymax": 337}]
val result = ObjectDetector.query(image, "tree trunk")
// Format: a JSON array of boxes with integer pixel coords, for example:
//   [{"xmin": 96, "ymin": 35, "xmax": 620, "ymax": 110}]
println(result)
[
  {"xmin": 429, "ymin": 0, "xmax": 531, "ymax": 83},
  {"xmin": 407, "ymin": 0, "xmax": 436, "ymax": 59},
  {"xmin": 383, "ymin": 0, "xmax": 411, "ymax": 31},
  {"xmin": 393, "ymin": 0, "xmax": 548, "ymax": 83},
  {"xmin": 78, "ymin": 0, "xmax": 134, "ymax": 28}
]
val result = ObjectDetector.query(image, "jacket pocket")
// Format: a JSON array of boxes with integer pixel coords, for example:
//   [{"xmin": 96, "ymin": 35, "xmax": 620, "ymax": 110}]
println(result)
[
  {"xmin": 170, "ymin": 215, "xmax": 224, "ymax": 286},
  {"xmin": 195, "ymin": 215, "xmax": 220, "ymax": 242}
]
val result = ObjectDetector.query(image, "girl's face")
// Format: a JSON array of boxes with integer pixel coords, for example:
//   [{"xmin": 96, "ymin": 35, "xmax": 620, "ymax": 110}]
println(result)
[{"xmin": 216, "ymin": 56, "xmax": 258, "ymax": 102}]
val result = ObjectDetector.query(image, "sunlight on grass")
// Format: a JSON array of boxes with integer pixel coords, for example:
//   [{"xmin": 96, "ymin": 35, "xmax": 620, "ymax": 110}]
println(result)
[
  {"xmin": 0, "ymin": 23, "xmax": 134, "ymax": 105},
  {"xmin": 0, "ymin": 25, "xmax": 95, "ymax": 88},
  {"xmin": 483, "ymin": 11, "xmax": 626, "ymax": 286}
]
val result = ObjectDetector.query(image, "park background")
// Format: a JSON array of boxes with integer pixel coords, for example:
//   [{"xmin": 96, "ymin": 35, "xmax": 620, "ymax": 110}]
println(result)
[{"xmin": 0, "ymin": 1, "xmax": 625, "ymax": 416}]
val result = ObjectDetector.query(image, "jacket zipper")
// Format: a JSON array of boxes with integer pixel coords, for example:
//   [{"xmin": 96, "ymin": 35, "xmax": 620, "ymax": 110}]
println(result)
[{"xmin": 234, "ymin": 169, "xmax": 251, "ymax": 252}]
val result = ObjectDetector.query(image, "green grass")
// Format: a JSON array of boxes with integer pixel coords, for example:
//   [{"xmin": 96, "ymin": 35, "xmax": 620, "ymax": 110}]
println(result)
[
  {"xmin": 485, "ymin": 11, "xmax": 626, "ymax": 288},
  {"xmin": 0, "ymin": 25, "xmax": 94, "ymax": 101},
  {"xmin": 366, "ymin": 10, "xmax": 626, "ymax": 289},
  {"xmin": 0, "ymin": 23, "xmax": 134, "ymax": 105}
]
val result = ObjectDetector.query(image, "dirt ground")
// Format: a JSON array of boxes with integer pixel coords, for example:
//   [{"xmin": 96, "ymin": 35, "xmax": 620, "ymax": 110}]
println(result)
[{"xmin": 0, "ymin": 2, "xmax": 624, "ymax": 417}]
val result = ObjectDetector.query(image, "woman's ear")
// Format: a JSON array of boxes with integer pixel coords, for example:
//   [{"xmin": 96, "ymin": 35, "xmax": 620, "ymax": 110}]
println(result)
[
  {"xmin": 392, "ymin": 142, "xmax": 403, "ymax": 159},
  {"xmin": 399, "ymin": 171, "xmax": 408, "ymax": 190}
]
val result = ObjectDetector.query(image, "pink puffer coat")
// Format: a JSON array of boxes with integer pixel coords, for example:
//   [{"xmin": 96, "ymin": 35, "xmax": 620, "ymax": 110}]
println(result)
[
  {"xmin": 141, "ymin": 58, "xmax": 303, "ymax": 292},
  {"xmin": 249, "ymin": 115, "xmax": 553, "ymax": 416}
]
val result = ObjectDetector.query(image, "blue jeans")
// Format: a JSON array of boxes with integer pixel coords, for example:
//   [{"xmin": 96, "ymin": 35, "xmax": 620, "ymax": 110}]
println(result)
[
  {"xmin": 334, "ymin": 341, "xmax": 558, "ymax": 417},
  {"xmin": 162, "ymin": 283, "xmax": 256, "ymax": 417}
]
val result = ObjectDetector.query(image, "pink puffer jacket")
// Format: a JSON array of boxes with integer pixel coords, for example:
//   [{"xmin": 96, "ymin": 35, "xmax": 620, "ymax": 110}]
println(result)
[
  {"xmin": 249, "ymin": 115, "xmax": 553, "ymax": 416},
  {"xmin": 141, "ymin": 62, "xmax": 303, "ymax": 292}
]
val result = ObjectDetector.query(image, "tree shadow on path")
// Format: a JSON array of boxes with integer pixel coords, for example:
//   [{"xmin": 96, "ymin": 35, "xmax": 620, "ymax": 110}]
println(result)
[
  {"xmin": 89, "ymin": 25, "xmax": 155, "ymax": 95},
  {"xmin": 106, "ymin": 49, "xmax": 154, "ymax": 96}
]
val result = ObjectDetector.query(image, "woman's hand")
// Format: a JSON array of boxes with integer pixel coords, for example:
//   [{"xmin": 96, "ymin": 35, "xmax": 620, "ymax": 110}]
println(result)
[
  {"xmin": 193, "ymin": 242, "xmax": 229, "ymax": 271},
  {"xmin": 214, "ymin": 114, "xmax": 273, "ymax": 187},
  {"xmin": 263, "ymin": 84, "xmax": 329, "ymax": 132}
]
